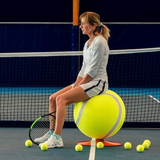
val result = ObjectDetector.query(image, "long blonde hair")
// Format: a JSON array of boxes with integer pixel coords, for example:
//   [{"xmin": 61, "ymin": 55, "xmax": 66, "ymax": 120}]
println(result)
[{"xmin": 79, "ymin": 12, "xmax": 110, "ymax": 42}]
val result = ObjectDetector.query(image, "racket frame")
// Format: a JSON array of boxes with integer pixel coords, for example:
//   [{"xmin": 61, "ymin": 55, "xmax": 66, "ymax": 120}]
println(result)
[{"xmin": 29, "ymin": 111, "xmax": 56, "ymax": 145}]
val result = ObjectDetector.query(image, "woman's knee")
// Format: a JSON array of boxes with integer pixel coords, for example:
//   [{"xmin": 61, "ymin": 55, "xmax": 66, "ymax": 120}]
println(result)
[
  {"xmin": 49, "ymin": 94, "xmax": 57, "ymax": 104},
  {"xmin": 56, "ymin": 95, "xmax": 67, "ymax": 107}
]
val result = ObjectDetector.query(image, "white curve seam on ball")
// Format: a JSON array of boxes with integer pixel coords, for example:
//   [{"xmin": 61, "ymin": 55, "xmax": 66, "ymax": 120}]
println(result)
[
  {"xmin": 102, "ymin": 93, "xmax": 122, "ymax": 139},
  {"xmin": 76, "ymin": 99, "xmax": 89, "ymax": 126}
]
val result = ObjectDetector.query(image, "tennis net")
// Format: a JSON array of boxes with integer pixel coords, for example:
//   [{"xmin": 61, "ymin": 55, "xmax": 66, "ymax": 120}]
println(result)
[{"xmin": 0, "ymin": 47, "xmax": 160, "ymax": 128}]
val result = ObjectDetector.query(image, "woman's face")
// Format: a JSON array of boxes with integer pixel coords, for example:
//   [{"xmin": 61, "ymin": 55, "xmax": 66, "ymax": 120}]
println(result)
[{"xmin": 79, "ymin": 17, "xmax": 95, "ymax": 35}]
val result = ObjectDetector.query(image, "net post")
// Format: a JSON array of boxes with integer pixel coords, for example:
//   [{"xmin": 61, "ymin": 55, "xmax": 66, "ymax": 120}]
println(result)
[
  {"xmin": 71, "ymin": 0, "xmax": 79, "ymax": 83},
  {"xmin": 73, "ymin": 0, "xmax": 79, "ymax": 26}
]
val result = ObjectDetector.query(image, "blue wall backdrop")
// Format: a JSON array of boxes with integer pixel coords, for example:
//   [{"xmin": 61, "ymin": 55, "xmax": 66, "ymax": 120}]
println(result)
[
  {"xmin": 80, "ymin": 0, "xmax": 160, "ymax": 22},
  {"xmin": 0, "ymin": 0, "xmax": 160, "ymax": 87},
  {"xmin": 0, "ymin": 0, "xmax": 160, "ymax": 52},
  {"xmin": 0, "ymin": 0, "xmax": 160, "ymax": 22},
  {"xmin": 0, "ymin": 0, "xmax": 72, "ymax": 22},
  {"xmin": 0, "ymin": 24, "xmax": 72, "ymax": 52}
]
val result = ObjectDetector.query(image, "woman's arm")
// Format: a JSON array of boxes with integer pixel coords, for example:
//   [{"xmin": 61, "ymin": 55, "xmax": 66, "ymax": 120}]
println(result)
[
  {"xmin": 72, "ymin": 74, "xmax": 93, "ymax": 88},
  {"xmin": 72, "ymin": 76, "xmax": 83, "ymax": 88},
  {"xmin": 78, "ymin": 74, "xmax": 93, "ymax": 85}
]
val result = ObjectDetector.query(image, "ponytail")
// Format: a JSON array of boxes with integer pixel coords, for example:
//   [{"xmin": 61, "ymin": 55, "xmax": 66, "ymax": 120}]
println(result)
[{"xmin": 99, "ymin": 23, "xmax": 110, "ymax": 42}]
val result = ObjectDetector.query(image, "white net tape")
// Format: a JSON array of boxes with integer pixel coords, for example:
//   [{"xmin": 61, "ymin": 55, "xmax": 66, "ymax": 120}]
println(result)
[{"xmin": 0, "ymin": 47, "xmax": 160, "ymax": 57}]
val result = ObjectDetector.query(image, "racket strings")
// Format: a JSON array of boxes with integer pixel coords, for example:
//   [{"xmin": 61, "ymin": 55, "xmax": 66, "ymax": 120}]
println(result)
[{"xmin": 30, "ymin": 115, "xmax": 55, "ymax": 144}]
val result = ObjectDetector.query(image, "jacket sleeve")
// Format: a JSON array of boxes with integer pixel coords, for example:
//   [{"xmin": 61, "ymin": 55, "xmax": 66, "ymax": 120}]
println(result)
[{"xmin": 86, "ymin": 41, "xmax": 105, "ymax": 78}]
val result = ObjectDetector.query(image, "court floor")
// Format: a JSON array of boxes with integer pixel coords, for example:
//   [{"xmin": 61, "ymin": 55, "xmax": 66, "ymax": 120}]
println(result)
[{"xmin": 0, "ymin": 128, "xmax": 159, "ymax": 160}]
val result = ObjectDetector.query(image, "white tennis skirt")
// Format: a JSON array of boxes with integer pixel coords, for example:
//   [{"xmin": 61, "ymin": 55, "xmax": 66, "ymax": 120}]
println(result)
[{"xmin": 79, "ymin": 79, "xmax": 108, "ymax": 98}]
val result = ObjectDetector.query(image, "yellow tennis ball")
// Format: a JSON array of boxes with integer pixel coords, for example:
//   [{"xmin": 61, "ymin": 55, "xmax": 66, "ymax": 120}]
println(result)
[
  {"xmin": 142, "ymin": 142, "xmax": 149, "ymax": 150},
  {"xmin": 25, "ymin": 140, "xmax": 32, "ymax": 147},
  {"xmin": 74, "ymin": 90, "xmax": 125, "ymax": 139},
  {"xmin": 75, "ymin": 144, "xmax": 83, "ymax": 152},
  {"xmin": 136, "ymin": 145, "xmax": 144, "ymax": 153},
  {"xmin": 97, "ymin": 142, "xmax": 104, "ymax": 149},
  {"xmin": 143, "ymin": 140, "xmax": 151, "ymax": 146},
  {"xmin": 40, "ymin": 143, "xmax": 48, "ymax": 151},
  {"xmin": 124, "ymin": 142, "xmax": 132, "ymax": 150}
]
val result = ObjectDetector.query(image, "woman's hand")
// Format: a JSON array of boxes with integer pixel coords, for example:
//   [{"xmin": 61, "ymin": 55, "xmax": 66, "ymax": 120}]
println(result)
[{"xmin": 72, "ymin": 84, "xmax": 79, "ymax": 88}]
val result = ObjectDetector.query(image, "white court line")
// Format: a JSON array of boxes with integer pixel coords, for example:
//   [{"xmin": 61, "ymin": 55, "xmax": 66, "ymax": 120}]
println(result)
[
  {"xmin": 149, "ymin": 95, "xmax": 160, "ymax": 104},
  {"xmin": 89, "ymin": 138, "xmax": 96, "ymax": 160}
]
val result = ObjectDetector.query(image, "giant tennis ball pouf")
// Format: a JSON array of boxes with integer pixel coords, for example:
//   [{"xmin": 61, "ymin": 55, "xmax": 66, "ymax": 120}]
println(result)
[{"xmin": 74, "ymin": 90, "xmax": 125, "ymax": 139}]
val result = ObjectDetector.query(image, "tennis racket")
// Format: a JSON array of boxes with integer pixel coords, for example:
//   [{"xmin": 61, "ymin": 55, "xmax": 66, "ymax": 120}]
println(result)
[{"xmin": 29, "ymin": 111, "xmax": 56, "ymax": 145}]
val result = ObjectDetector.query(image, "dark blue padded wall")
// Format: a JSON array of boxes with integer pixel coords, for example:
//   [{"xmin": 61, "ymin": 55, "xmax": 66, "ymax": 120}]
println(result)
[
  {"xmin": 0, "ymin": 0, "xmax": 72, "ymax": 22},
  {"xmin": 1, "ymin": 0, "xmax": 159, "ymax": 22},
  {"xmin": 80, "ymin": 0, "xmax": 160, "ymax": 22},
  {"xmin": 0, "ymin": 24, "xmax": 72, "ymax": 52}
]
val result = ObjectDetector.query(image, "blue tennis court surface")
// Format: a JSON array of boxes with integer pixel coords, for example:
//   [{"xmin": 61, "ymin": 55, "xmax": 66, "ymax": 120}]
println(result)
[{"xmin": 0, "ymin": 128, "xmax": 160, "ymax": 160}]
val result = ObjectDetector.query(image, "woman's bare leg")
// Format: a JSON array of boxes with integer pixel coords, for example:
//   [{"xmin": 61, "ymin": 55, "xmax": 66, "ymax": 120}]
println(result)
[
  {"xmin": 49, "ymin": 85, "xmax": 72, "ymax": 131},
  {"xmin": 54, "ymin": 86, "xmax": 89, "ymax": 135}
]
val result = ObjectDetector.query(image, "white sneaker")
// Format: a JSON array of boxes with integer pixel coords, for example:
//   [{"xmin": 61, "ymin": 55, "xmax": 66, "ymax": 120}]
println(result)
[
  {"xmin": 34, "ymin": 132, "xmax": 51, "ymax": 143},
  {"xmin": 39, "ymin": 135, "xmax": 64, "ymax": 148}
]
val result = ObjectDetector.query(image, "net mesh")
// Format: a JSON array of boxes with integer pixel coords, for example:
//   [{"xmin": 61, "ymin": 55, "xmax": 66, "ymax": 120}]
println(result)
[{"xmin": 0, "ymin": 48, "xmax": 160, "ymax": 126}]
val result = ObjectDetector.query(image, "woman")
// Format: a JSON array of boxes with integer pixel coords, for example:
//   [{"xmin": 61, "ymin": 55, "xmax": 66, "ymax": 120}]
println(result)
[{"xmin": 35, "ymin": 11, "xmax": 110, "ymax": 148}]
